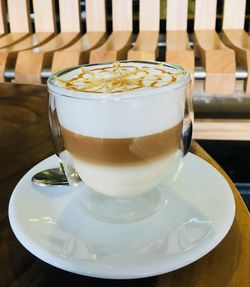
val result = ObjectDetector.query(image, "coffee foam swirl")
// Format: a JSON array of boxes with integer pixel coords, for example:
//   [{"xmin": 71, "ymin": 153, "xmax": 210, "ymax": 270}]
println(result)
[{"xmin": 55, "ymin": 62, "xmax": 185, "ymax": 94}]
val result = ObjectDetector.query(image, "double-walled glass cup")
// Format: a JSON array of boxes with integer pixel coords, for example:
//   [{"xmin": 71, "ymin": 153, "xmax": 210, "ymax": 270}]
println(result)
[{"xmin": 48, "ymin": 61, "xmax": 193, "ymax": 223}]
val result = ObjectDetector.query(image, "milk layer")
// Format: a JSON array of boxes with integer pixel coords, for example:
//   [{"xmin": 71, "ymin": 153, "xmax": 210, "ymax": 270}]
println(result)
[{"xmin": 71, "ymin": 150, "xmax": 183, "ymax": 197}]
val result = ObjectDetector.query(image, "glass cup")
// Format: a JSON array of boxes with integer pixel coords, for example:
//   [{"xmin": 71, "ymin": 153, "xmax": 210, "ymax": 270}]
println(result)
[{"xmin": 48, "ymin": 60, "xmax": 193, "ymax": 223}]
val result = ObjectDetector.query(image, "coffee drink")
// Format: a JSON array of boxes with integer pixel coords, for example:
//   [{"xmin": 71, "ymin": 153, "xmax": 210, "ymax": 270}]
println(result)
[{"xmin": 49, "ymin": 61, "xmax": 190, "ymax": 197}]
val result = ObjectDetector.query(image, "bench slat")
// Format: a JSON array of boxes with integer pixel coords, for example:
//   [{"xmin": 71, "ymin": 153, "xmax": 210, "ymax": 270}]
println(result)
[
  {"xmin": 33, "ymin": 0, "xmax": 56, "ymax": 33},
  {"xmin": 166, "ymin": 0, "xmax": 194, "ymax": 74},
  {"xmin": 194, "ymin": 0, "xmax": 236, "ymax": 94},
  {"xmin": 0, "ymin": 0, "xmax": 31, "ymax": 49},
  {"xmin": 0, "ymin": 0, "xmax": 7, "ymax": 35},
  {"xmin": 58, "ymin": 0, "xmax": 81, "ymax": 33},
  {"xmin": 0, "ymin": 0, "xmax": 56, "ymax": 82},
  {"xmin": 112, "ymin": 0, "xmax": 133, "ymax": 32},
  {"xmin": 128, "ymin": 31, "xmax": 159, "ymax": 60},
  {"xmin": 194, "ymin": 119, "xmax": 250, "ymax": 140},
  {"xmin": 139, "ymin": 0, "xmax": 159, "ymax": 31},
  {"xmin": 167, "ymin": 0, "xmax": 188, "ymax": 31},
  {"xmin": 223, "ymin": 0, "xmax": 246, "ymax": 30},
  {"xmin": 128, "ymin": 0, "xmax": 159, "ymax": 60},
  {"xmin": 221, "ymin": 0, "xmax": 250, "ymax": 94},
  {"xmin": 8, "ymin": 0, "xmax": 31, "ymax": 33},
  {"xmin": 89, "ymin": 0, "xmax": 133, "ymax": 63},
  {"xmin": 52, "ymin": 0, "xmax": 106, "ymax": 72}
]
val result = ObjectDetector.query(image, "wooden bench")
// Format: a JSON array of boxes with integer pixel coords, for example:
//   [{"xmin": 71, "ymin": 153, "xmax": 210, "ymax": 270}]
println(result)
[
  {"xmin": 15, "ymin": 0, "xmax": 82, "ymax": 83},
  {"xmin": 0, "ymin": 0, "xmax": 249, "ymax": 140},
  {"xmin": 0, "ymin": 0, "xmax": 55, "ymax": 82}
]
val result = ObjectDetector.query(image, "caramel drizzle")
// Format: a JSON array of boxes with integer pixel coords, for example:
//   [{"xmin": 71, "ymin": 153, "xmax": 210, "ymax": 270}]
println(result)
[{"xmin": 56, "ymin": 62, "xmax": 184, "ymax": 93}]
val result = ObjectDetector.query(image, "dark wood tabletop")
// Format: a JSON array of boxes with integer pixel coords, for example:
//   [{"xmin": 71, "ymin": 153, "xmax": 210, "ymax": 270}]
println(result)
[{"xmin": 0, "ymin": 83, "xmax": 249, "ymax": 287}]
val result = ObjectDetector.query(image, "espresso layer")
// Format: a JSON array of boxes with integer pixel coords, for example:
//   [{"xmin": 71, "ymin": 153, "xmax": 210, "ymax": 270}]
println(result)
[{"xmin": 61, "ymin": 122, "xmax": 182, "ymax": 165}]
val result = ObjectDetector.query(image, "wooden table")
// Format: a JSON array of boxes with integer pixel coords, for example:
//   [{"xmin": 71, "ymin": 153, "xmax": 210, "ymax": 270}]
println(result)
[{"xmin": 0, "ymin": 83, "xmax": 249, "ymax": 287}]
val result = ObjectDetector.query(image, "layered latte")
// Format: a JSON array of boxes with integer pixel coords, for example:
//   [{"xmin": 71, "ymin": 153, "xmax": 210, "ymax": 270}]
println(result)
[{"xmin": 51, "ymin": 61, "xmax": 188, "ymax": 197}]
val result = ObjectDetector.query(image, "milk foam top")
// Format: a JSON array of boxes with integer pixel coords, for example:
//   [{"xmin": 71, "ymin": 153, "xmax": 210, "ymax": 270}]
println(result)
[
  {"xmin": 50, "ymin": 61, "xmax": 189, "ymax": 96},
  {"xmin": 48, "ymin": 61, "xmax": 190, "ymax": 138}
]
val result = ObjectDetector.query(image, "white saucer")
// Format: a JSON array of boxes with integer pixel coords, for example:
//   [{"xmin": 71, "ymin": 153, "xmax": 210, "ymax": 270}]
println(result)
[{"xmin": 9, "ymin": 153, "xmax": 235, "ymax": 279}]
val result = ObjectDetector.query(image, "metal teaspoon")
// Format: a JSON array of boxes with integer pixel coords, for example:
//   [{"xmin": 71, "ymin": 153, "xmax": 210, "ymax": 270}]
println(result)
[{"xmin": 31, "ymin": 167, "xmax": 69, "ymax": 186}]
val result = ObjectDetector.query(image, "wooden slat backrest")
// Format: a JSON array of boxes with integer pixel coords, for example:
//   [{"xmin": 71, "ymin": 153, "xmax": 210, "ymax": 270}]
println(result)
[
  {"xmin": 223, "ymin": 0, "xmax": 247, "ymax": 30},
  {"xmin": 7, "ymin": 0, "xmax": 31, "ymax": 33},
  {"xmin": 85, "ymin": 0, "xmax": 106, "ymax": 32},
  {"xmin": 139, "ymin": 0, "xmax": 160, "ymax": 31},
  {"xmin": 194, "ymin": 0, "xmax": 217, "ymax": 30},
  {"xmin": 167, "ymin": 0, "xmax": 188, "ymax": 31},
  {"xmin": 58, "ymin": 0, "xmax": 81, "ymax": 32},
  {"xmin": 221, "ymin": 0, "xmax": 249, "ymax": 94},
  {"xmin": 112, "ymin": 0, "xmax": 132, "ymax": 31},
  {"xmin": 0, "ymin": 0, "xmax": 7, "ymax": 34},
  {"xmin": 194, "ymin": 0, "xmax": 236, "ymax": 94},
  {"xmin": 33, "ymin": 0, "xmax": 56, "ymax": 32}
]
